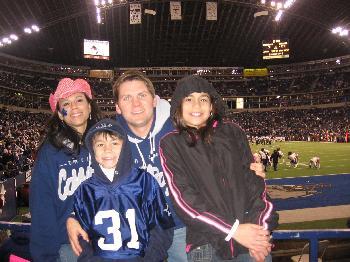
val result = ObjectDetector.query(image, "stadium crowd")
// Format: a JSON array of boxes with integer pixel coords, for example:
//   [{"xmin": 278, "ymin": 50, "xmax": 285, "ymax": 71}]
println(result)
[
  {"xmin": 0, "ymin": 108, "xmax": 46, "ymax": 181},
  {"xmin": 231, "ymin": 107, "xmax": 349, "ymax": 142},
  {"xmin": 1, "ymin": 67, "xmax": 349, "ymax": 99},
  {"xmin": 0, "ymin": 62, "xmax": 349, "ymax": 178},
  {"xmin": 0, "ymin": 105, "xmax": 348, "ymax": 179}
]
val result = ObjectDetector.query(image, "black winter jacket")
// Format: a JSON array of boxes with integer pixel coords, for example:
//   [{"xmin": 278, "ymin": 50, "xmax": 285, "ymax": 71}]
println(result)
[{"xmin": 160, "ymin": 121, "xmax": 278, "ymax": 259}]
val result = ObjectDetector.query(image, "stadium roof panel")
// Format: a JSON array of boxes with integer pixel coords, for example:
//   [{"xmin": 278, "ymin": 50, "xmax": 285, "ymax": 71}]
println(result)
[{"xmin": 0, "ymin": 0, "xmax": 349, "ymax": 67}]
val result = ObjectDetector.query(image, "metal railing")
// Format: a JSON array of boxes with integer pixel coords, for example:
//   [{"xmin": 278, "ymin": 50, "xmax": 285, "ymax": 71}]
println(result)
[{"xmin": 0, "ymin": 222, "xmax": 349, "ymax": 261}]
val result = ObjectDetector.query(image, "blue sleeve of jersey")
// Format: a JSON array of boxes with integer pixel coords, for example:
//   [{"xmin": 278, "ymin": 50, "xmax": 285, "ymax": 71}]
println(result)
[
  {"xmin": 73, "ymin": 184, "xmax": 90, "ymax": 233},
  {"xmin": 147, "ymin": 176, "xmax": 175, "ymax": 230},
  {"xmin": 29, "ymin": 149, "xmax": 60, "ymax": 262}
]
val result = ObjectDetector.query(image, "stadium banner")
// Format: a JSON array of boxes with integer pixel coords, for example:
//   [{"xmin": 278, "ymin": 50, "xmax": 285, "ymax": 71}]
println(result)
[
  {"xmin": 170, "ymin": 2, "xmax": 182, "ymax": 20},
  {"xmin": 236, "ymin": 97, "xmax": 244, "ymax": 109},
  {"xmin": 130, "ymin": 4, "xmax": 142, "ymax": 24},
  {"xmin": 206, "ymin": 2, "xmax": 217, "ymax": 21},
  {"xmin": 83, "ymin": 39, "xmax": 110, "ymax": 60},
  {"xmin": 0, "ymin": 178, "xmax": 16, "ymax": 221},
  {"xmin": 243, "ymin": 68, "xmax": 268, "ymax": 77},
  {"xmin": 89, "ymin": 70, "xmax": 114, "ymax": 79}
]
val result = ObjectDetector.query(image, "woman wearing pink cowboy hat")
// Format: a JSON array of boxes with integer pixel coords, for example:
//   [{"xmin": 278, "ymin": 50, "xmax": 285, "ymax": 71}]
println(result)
[{"xmin": 30, "ymin": 78, "xmax": 102, "ymax": 261}]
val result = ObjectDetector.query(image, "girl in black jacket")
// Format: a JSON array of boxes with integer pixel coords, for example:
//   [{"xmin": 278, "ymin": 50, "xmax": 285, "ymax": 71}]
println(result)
[{"xmin": 160, "ymin": 75, "xmax": 278, "ymax": 262}]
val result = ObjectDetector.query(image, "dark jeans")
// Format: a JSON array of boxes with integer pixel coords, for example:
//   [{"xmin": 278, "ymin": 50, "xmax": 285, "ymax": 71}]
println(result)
[{"xmin": 188, "ymin": 244, "xmax": 272, "ymax": 262}]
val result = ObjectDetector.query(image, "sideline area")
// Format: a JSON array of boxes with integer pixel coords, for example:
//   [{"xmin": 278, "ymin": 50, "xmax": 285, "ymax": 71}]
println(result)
[{"xmin": 278, "ymin": 204, "xmax": 350, "ymax": 223}]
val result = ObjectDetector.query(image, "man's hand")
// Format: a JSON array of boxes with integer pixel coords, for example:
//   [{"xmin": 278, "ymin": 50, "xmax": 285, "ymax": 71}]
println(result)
[
  {"xmin": 66, "ymin": 217, "xmax": 89, "ymax": 256},
  {"xmin": 249, "ymin": 249, "xmax": 269, "ymax": 262},
  {"xmin": 250, "ymin": 163, "xmax": 266, "ymax": 178},
  {"xmin": 233, "ymin": 224, "xmax": 271, "ymax": 251}
]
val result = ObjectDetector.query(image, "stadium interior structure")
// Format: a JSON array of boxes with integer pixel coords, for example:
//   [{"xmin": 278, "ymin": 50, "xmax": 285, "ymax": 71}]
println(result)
[{"xmin": 0, "ymin": 0, "xmax": 350, "ymax": 261}]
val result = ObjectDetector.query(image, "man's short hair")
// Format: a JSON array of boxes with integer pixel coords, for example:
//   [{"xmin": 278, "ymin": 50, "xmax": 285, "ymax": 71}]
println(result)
[{"xmin": 113, "ymin": 70, "xmax": 155, "ymax": 102}]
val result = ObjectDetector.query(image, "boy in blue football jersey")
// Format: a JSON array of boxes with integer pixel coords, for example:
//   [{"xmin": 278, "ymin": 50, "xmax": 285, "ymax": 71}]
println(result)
[{"xmin": 73, "ymin": 118, "xmax": 174, "ymax": 261}]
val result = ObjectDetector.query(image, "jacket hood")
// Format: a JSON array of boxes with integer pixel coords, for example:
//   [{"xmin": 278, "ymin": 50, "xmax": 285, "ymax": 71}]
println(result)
[
  {"xmin": 115, "ymin": 96, "xmax": 171, "ymax": 169},
  {"xmin": 85, "ymin": 118, "xmax": 132, "ymax": 183},
  {"xmin": 170, "ymin": 75, "xmax": 226, "ymax": 119}
]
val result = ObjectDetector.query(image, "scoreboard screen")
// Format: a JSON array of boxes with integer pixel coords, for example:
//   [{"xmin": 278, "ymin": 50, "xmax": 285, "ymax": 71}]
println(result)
[
  {"xmin": 84, "ymin": 39, "xmax": 109, "ymax": 60},
  {"xmin": 262, "ymin": 39, "xmax": 289, "ymax": 60}
]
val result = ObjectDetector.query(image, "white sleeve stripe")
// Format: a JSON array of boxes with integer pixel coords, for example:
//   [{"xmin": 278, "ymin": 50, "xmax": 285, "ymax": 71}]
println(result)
[
  {"xmin": 259, "ymin": 180, "xmax": 274, "ymax": 230},
  {"xmin": 225, "ymin": 219, "xmax": 239, "ymax": 241}
]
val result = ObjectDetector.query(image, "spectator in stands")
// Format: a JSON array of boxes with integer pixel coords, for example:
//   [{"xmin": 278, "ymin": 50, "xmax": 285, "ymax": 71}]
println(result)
[
  {"xmin": 0, "ymin": 108, "xmax": 45, "ymax": 179},
  {"xmin": 73, "ymin": 118, "xmax": 174, "ymax": 261},
  {"xmin": 66, "ymin": 70, "xmax": 188, "ymax": 262},
  {"xmin": 160, "ymin": 75, "xmax": 278, "ymax": 261},
  {"xmin": 66, "ymin": 71, "xmax": 269, "ymax": 261},
  {"xmin": 29, "ymin": 78, "xmax": 102, "ymax": 261}
]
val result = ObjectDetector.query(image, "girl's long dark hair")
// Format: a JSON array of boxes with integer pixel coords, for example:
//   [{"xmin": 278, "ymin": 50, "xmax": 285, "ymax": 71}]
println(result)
[
  {"xmin": 38, "ymin": 96, "xmax": 103, "ymax": 155},
  {"xmin": 173, "ymin": 95, "xmax": 224, "ymax": 147}
]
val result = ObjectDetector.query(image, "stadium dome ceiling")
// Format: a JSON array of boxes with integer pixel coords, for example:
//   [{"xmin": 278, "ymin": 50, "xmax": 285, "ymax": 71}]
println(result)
[{"xmin": 0, "ymin": 0, "xmax": 349, "ymax": 68}]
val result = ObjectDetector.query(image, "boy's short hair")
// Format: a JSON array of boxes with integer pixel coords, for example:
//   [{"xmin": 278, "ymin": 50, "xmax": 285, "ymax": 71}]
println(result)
[
  {"xmin": 91, "ymin": 130, "xmax": 123, "ymax": 148},
  {"xmin": 113, "ymin": 70, "xmax": 155, "ymax": 102}
]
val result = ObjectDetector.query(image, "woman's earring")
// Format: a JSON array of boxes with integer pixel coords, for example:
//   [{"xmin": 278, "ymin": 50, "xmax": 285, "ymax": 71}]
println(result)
[
  {"xmin": 89, "ymin": 113, "xmax": 92, "ymax": 120},
  {"xmin": 210, "ymin": 112, "xmax": 213, "ymax": 116}
]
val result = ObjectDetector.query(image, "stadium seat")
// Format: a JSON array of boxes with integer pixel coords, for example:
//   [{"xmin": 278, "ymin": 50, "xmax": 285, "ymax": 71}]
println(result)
[{"xmin": 291, "ymin": 240, "xmax": 330, "ymax": 262}]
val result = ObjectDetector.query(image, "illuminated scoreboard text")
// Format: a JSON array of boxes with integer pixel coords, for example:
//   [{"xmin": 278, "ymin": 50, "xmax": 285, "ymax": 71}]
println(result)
[{"xmin": 262, "ymin": 39, "xmax": 289, "ymax": 60}]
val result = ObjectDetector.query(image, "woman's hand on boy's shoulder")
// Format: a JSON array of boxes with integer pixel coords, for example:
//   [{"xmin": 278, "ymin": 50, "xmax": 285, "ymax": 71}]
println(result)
[{"xmin": 66, "ymin": 217, "xmax": 89, "ymax": 256}]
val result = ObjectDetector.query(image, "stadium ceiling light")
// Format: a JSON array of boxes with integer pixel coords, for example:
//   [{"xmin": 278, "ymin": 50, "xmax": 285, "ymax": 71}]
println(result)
[
  {"xmin": 24, "ymin": 28, "xmax": 32, "ymax": 34},
  {"xmin": 332, "ymin": 27, "xmax": 342, "ymax": 34},
  {"xmin": 108, "ymin": 0, "xmax": 113, "ymax": 4},
  {"xmin": 270, "ymin": 1, "xmax": 276, "ymax": 7},
  {"xmin": 340, "ymin": 30, "xmax": 348, "ymax": 36},
  {"xmin": 275, "ymin": 10, "xmax": 283, "ymax": 21},
  {"xmin": 284, "ymin": 0, "xmax": 296, "ymax": 9},
  {"xmin": 31, "ymin": 25, "xmax": 40, "ymax": 32},
  {"xmin": 2, "ymin": 37, "xmax": 10, "ymax": 43},
  {"xmin": 94, "ymin": 0, "xmax": 99, "ymax": 6},
  {"xmin": 332, "ymin": 26, "xmax": 349, "ymax": 37},
  {"xmin": 2, "ymin": 38, "xmax": 12, "ymax": 45},
  {"xmin": 261, "ymin": 0, "xmax": 266, "ymax": 4},
  {"xmin": 9, "ymin": 34, "xmax": 18, "ymax": 40},
  {"xmin": 276, "ymin": 2, "xmax": 283, "ymax": 9}
]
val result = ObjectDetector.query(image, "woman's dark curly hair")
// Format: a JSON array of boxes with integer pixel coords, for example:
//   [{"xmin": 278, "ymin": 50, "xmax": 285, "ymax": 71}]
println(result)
[{"xmin": 38, "ymin": 95, "xmax": 103, "ymax": 155}]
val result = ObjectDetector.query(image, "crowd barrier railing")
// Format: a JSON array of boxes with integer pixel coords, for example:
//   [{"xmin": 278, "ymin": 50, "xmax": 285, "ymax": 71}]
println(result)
[{"xmin": 0, "ymin": 222, "xmax": 349, "ymax": 261}]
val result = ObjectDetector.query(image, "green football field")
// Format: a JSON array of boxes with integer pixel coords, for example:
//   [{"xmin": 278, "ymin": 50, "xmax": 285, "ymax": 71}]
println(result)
[
  {"xmin": 251, "ymin": 142, "xmax": 350, "ymax": 228},
  {"xmin": 250, "ymin": 142, "xmax": 350, "ymax": 179}
]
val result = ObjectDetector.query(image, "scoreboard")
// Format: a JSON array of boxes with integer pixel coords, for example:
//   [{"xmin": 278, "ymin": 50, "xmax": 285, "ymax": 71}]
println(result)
[
  {"xmin": 84, "ymin": 39, "xmax": 110, "ymax": 60},
  {"xmin": 262, "ymin": 39, "xmax": 289, "ymax": 60}
]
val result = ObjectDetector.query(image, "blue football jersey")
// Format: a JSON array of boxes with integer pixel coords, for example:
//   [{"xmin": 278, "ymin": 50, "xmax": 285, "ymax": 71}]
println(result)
[{"xmin": 73, "ymin": 167, "xmax": 174, "ymax": 260}]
